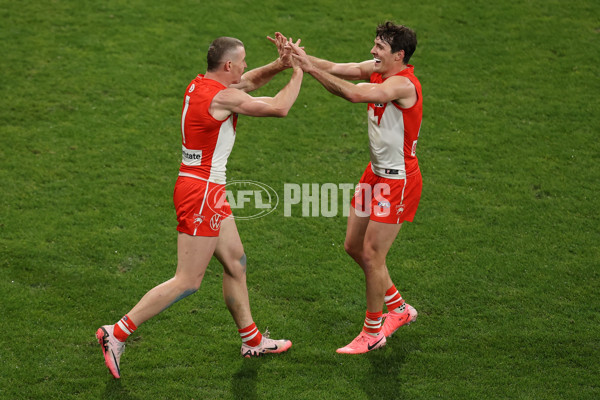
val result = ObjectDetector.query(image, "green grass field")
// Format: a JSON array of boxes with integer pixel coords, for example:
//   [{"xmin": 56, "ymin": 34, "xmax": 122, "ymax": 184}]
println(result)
[{"xmin": 1, "ymin": 0, "xmax": 599, "ymax": 398}]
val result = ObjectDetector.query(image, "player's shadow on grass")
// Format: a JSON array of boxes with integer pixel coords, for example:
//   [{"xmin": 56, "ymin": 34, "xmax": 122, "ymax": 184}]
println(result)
[
  {"xmin": 104, "ymin": 379, "xmax": 140, "ymax": 400},
  {"xmin": 231, "ymin": 357, "xmax": 265, "ymax": 400},
  {"xmin": 362, "ymin": 336, "xmax": 420, "ymax": 400}
]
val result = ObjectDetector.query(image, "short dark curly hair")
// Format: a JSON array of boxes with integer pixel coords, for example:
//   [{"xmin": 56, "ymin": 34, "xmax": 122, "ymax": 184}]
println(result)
[
  {"xmin": 376, "ymin": 22, "xmax": 417, "ymax": 64},
  {"xmin": 206, "ymin": 36, "xmax": 244, "ymax": 72}
]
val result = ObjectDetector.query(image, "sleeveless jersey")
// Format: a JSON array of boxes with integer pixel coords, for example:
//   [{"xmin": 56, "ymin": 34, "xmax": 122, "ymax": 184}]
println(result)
[
  {"xmin": 178, "ymin": 75, "xmax": 238, "ymax": 184},
  {"xmin": 367, "ymin": 65, "xmax": 422, "ymax": 179}
]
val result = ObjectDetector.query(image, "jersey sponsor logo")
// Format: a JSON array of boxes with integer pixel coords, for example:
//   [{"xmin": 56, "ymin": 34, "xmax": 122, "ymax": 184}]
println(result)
[
  {"xmin": 385, "ymin": 169, "xmax": 399, "ymax": 175},
  {"xmin": 182, "ymin": 146, "xmax": 203, "ymax": 166},
  {"xmin": 209, "ymin": 214, "xmax": 222, "ymax": 231}
]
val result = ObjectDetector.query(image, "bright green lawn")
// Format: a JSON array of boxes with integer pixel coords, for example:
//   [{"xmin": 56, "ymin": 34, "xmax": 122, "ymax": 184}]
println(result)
[{"xmin": 1, "ymin": 0, "xmax": 599, "ymax": 399}]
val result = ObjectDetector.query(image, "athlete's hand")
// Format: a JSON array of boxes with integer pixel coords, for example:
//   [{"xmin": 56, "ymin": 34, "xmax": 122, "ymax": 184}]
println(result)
[
  {"xmin": 290, "ymin": 41, "xmax": 313, "ymax": 73},
  {"xmin": 269, "ymin": 32, "xmax": 304, "ymax": 69},
  {"xmin": 285, "ymin": 38, "xmax": 303, "ymax": 68},
  {"xmin": 268, "ymin": 32, "xmax": 292, "ymax": 68}
]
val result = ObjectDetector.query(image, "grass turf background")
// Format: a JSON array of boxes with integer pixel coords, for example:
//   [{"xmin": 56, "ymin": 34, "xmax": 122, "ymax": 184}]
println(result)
[{"xmin": 1, "ymin": 0, "xmax": 598, "ymax": 398}]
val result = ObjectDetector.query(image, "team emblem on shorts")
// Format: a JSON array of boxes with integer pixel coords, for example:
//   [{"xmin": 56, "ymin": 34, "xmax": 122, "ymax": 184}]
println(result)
[
  {"xmin": 209, "ymin": 214, "xmax": 222, "ymax": 231},
  {"xmin": 193, "ymin": 213, "xmax": 204, "ymax": 226},
  {"xmin": 396, "ymin": 204, "xmax": 405, "ymax": 215}
]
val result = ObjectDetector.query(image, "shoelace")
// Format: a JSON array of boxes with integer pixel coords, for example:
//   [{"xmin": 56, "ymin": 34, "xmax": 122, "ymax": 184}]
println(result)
[{"xmin": 352, "ymin": 334, "xmax": 371, "ymax": 345}]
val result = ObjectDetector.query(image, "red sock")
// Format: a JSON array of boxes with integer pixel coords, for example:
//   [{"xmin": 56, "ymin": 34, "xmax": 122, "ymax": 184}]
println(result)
[
  {"xmin": 385, "ymin": 285, "xmax": 406, "ymax": 313},
  {"xmin": 363, "ymin": 310, "xmax": 383, "ymax": 336},
  {"xmin": 239, "ymin": 322, "xmax": 262, "ymax": 347},
  {"xmin": 113, "ymin": 314, "xmax": 137, "ymax": 342}
]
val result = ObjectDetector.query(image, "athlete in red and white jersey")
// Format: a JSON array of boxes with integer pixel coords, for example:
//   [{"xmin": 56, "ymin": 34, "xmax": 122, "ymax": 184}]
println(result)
[
  {"xmin": 97, "ymin": 34, "xmax": 304, "ymax": 378},
  {"xmin": 291, "ymin": 22, "xmax": 423, "ymax": 354},
  {"xmin": 175, "ymin": 75, "xmax": 238, "ymax": 238},
  {"xmin": 367, "ymin": 66, "xmax": 422, "ymax": 180},
  {"xmin": 179, "ymin": 75, "xmax": 238, "ymax": 185}
]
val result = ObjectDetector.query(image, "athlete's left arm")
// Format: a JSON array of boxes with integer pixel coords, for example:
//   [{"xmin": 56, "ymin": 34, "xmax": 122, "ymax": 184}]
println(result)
[
  {"xmin": 232, "ymin": 58, "xmax": 287, "ymax": 93},
  {"xmin": 303, "ymin": 68, "xmax": 415, "ymax": 106},
  {"xmin": 231, "ymin": 34, "xmax": 297, "ymax": 93},
  {"xmin": 351, "ymin": 76, "xmax": 417, "ymax": 106},
  {"xmin": 290, "ymin": 42, "xmax": 416, "ymax": 106}
]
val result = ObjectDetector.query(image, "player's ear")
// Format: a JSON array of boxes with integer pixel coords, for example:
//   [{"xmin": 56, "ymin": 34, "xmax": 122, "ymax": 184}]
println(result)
[
  {"xmin": 224, "ymin": 60, "xmax": 232, "ymax": 72},
  {"xmin": 395, "ymin": 50, "xmax": 405, "ymax": 62}
]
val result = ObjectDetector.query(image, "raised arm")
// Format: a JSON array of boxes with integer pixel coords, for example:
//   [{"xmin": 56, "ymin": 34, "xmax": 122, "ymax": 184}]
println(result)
[
  {"xmin": 307, "ymin": 56, "xmax": 374, "ymax": 81},
  {"xmin": 291, "ymin": 42, "xmax": 414, "ymax": 105},
  {"xmin": 231, "ymin": 60, "xmax": 285, "ymax": 93},
  {"xmin": 269, "ymin": 32, "xmax": 374, "ymax": 81},
  {"xmin": 231, "ymin": 33, "xmax": 295, "ymax": 93},
  {"xmin": 211, "ymin": 66, "xmax": 303, "ymax": 119}
]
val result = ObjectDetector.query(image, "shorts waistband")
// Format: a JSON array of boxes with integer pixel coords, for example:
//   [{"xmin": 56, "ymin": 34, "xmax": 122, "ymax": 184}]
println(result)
[
  {"xmin": 178, "ymin": 172, "xmax": 225, "ymax": 185},
  {"xmin": 370, "ymin": 164, "xmax": 420, "ymax": 179}
]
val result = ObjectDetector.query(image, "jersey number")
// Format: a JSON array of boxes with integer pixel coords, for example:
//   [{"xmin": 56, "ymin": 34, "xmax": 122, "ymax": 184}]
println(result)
[{"xmin": 181, "ymin": 95, "xmax": 191, "ymax": 144}]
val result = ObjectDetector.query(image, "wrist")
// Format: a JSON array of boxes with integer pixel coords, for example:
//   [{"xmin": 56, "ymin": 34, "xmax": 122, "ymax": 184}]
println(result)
[
  {"xmin": 275, "ymin": 57, "xmax": 289, "ymax": 70},
  {"xmin": 305, "ymin": 63, "xmax": 318, "ymax": 75}
]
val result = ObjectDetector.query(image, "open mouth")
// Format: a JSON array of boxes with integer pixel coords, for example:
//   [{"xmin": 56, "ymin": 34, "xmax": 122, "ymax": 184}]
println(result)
[{"xmin": 373, "ymin": 58, "xmax": 381, "ymax": 64}]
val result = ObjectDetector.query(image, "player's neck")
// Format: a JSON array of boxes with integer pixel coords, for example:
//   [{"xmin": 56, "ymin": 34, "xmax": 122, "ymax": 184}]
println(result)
[
  {"xmin": 203, "ymin": 71, "xmax": 233, "ymax": 87},
  {"xmin": 382, "ymin": 63, "xmax": 408, "ymax": 79}
]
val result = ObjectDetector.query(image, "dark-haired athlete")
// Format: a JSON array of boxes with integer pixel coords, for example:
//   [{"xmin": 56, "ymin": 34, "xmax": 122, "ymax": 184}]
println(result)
[{"xmin": 291, "ymin": 22, "xmax": 422, "ymax": 354}]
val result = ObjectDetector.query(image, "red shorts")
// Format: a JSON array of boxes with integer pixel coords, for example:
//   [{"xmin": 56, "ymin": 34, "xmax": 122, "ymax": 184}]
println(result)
[
  {"xmin": 350, "ymin": 164, "xmax": 422, "ymax": 224},
  {"xmin": 173, "ymin": 176, "xmax": 232, "ymax": 237}
]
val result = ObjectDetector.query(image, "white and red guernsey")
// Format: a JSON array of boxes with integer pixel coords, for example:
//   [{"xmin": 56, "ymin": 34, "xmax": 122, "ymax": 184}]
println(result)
[
  {"xmin": 367, "ymin": 65, "xmax": 422, "ymax": 179},
  {"xmin": 178, "ymin": 75, "xmax": 238, "ymax": 185}
]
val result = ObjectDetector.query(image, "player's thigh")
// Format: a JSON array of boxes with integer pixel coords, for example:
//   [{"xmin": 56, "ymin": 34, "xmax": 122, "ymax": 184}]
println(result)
[
  {"xmin": 214, "ymin": 217, "xmax": 245, "ymax": 268},
  {"xmin": 176, "ymin": 232, "xmax": 219, "ymax": 280},
  {"xmin": 345, "ymin": 208, "xmax": 371, "ymax": 252},
  {"xmin": 362, "ymin": 220, "xmax": 402, "ymax": 262}
]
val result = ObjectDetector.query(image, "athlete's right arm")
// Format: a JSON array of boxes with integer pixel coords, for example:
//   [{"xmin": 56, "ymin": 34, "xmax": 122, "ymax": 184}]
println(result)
[
  {"xmin": 210, "ymin": 66, "xmax": 303, "ymax": 119},
  {"xmin": 308, "ymin": 56, "xmax": 374, "ymax": 81},
  {"xmin": 231, "ymin": 34, "xmax": 299, "ymax": 93},
  {"xmin": 273, "ymin": 31, "xmax": 373, "ymax": 81}
]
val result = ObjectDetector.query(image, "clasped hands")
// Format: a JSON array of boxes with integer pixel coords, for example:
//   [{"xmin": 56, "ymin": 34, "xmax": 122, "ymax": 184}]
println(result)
[{"xmin": 268, "ymin": 32, "xmax": 313, "ymax": 72}]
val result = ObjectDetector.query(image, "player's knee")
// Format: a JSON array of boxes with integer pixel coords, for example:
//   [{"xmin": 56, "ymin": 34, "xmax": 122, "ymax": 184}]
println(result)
[
  {"xmin": 176, "ymin": 287, "xmax": 198, "ymax": 302},
  {"xmin": 361, "ymin": 244, "xmax": 384, "ymax": 270},
  {"xmin": 189, "ymin": 280, "xmax": 203, "ymax": 292},
  {"xmin": 174, "ymin": 272, "xmax": 205, "ymax": 292},
  {"xmin": 179, "ymin": 281, "xmax": 201, "ymax": 294},
  {"xmin": 344, "ymin": 240, "xmax": 362, "ymax": 261},
  {"xmin": 223, "ymin": 251, "xmax": 247, "ymax": 278},
  {"xmin": 363, "ymin": 243, "xmax": 375, "ymax": 258}
]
